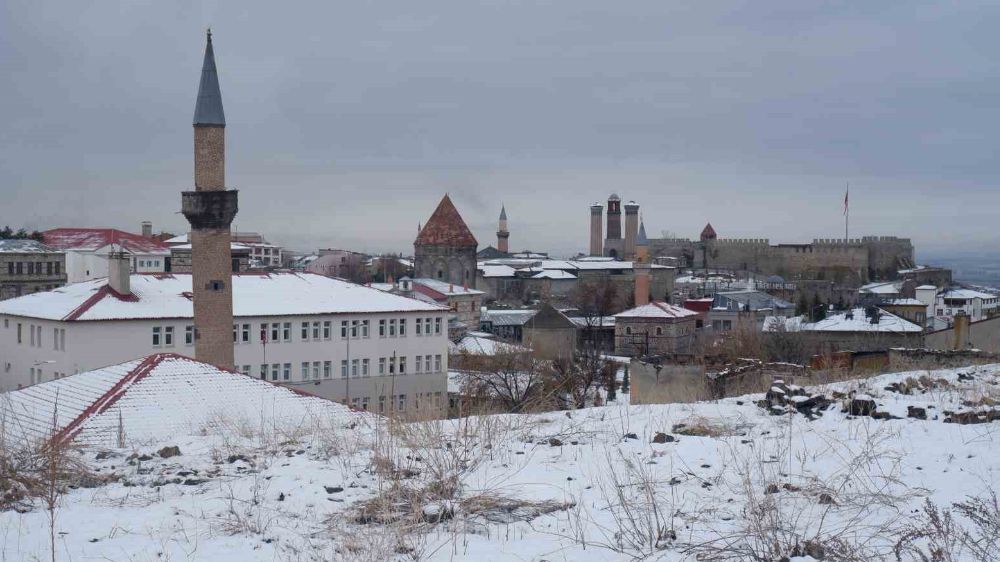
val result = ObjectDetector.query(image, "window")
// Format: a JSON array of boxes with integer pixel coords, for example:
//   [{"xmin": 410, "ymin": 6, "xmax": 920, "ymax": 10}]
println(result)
[
  {"xmin": 352, "ymin": 359, "xmax": 359, "ymax": 377},
  {"xmin": 379, "ymin": 395, "xmax": 386, "ymax": 413},
  {"xmin": 301, "ymin": 362, "xmax": 310, "ymax": 380},
  {"xmin": 54, "ymin": 262, "xmax": 60, "ymax": 275},
  {"xmin": 415, "ymin": 356, "xmax": 422, "ymax": 373},
  {"xmin": 233, "ymin": 324, "xmax": 238, "ymax": 342},
  {"xmin": 283, "ymin": 363, "xmax": 291, "ymax": 381},
  {"xmin": 379, "ymin": 357, "xmax": 386, "ymax": 375},
  {"xmin": 379, "ymin": 319, "xmax": 386, "ymax": 337},
  {"xmin": 17, "ymin": 323, "xmax": 22, "ymax": 344},
  {"xmin": 361, "ymin": 397, "xmax": 370, "ymax": 411},
  {"xmin": 434, "ymin": 317, "xmax": 442, "ymax": 335},
  {"xmin": 389, "ymin": 319, "xmax": 397, "ymax": 337},
  {"xmin": 397, "ymin": 394, "xmax": 406, "ymax": 411},
  {"xmin": 399, "ymin": 356, "xmax": 406, "ymax": 375},
  {"xmin": 242, "ymin": 365, "xmax": 251, "ymax": 376},
  {"xmin": 27, "ymin": 262, "xmax": 34, "ymax": 275},
  {"xmin": 323, "ymin": 361, "xmax": 332, "ymax": 378},
  {"xmin": 341, "ymin": 360, "xmax": 348, "ymax": 378},
  {"xmin": 312, "ymin": 321, "xmax": 321, "ymax": 340},
  {"xmin": 434, "ymin": 355, "xmax": 442, "ymax": 372},
  {"xmin": 313, "ymin": 361, "xmax": 320, "ymax": 380},
  {"xmin": 625, "ymin": 326, "xmax": 632, "ymax": 335},
  {"xmin": 46, "ymin": 262, "xmax": 53, "ymax": 275},
  {"xmin": 271, "ymin": 364, "xmax": 280, "ymax": 381},
  {"xmin": 301, "ymin": 322, "xmax": 309, "ymax": 340},
  {"xmin": 271, "ymin": 323, "xmax": 279, "ymax": 343},
  {"xmin": 340, "ymin": 320, "xmax": 348, "ymax": 339},
  {"xmin": 399, "ymin": 319, "xmax": 406, "ymax": 337},
  {"xmin": 280, "ymin": 322, "xmax": 289, "ymax": 342},
  {"xmin": 361, "ymin": 320, "xmax": 370, "ymax": 338},
  {"xmin": 425, "ymin": 355, "xmax": 432, "ymax": 372},
  {"xmin": 152, "ymin": 326, "xmax": 161, "ymax": 347},
  {"xmin": 260, "ymin": 364, "xmax": 268, "ymax": 380},
  {"xmin": 351, "ymin": 397, "xmax": 360, "ymax": 409},
  {"xmin": 351, "ymin": 320, "xmax": 359, "ymax": 338},
  {"xmin": 52, "ymin": 327, "xmax": 58, "ymax": 350},
  {"xmin": 323, "ymin": 320, "xmax": 332, "ymax": 340},
  {"xmin": 260, "ymin": 323, "xmax": 269, "ymax": 343},
  {"xmin": 362, "ymin": 358, "xmax": 370, "ymax": 377},
  {"xmin": 389, "ymin": 356, "xmax": 396, "ymax": 375},
  {"xmin": 416, "ymin": 318, "xmax": 423, "ymax": 335},
  {"xmin": 655, "ymin": 327, "xmax": 663, "ymax": 336},
  {"xmin": 59, "ymin": 329, "xmax": 65, "ymax": 351},
  {"xmin": 242, "ymin": 323, "xmax": 250, "ymax": 343},
  {"xmin": 6, "ymin": 263, "xmax": 11, "ymax": 275},
  {"xmin": 15, "ymin": 262, "xmax": 22, "ymax": 275}
]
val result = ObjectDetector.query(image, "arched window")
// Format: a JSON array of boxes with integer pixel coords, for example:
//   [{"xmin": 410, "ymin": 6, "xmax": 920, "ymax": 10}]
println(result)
[
  {"xmin": 655, "ymin": 326, "xmax": 663, "ymax": 336},
  {"xmin": 437, "ymin": 270, "xmax": 443, "ymax": 279},
  {"xmin": 625, "ymin": 326, "xmax": 632, "ymax": 335}
]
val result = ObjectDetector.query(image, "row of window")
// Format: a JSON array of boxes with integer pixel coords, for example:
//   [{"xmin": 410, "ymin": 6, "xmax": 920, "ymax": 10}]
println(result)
[
  {"xmin": 29, "ymin": 368, "xmax": 69, "ymax": 385},
  {"xmin": 153, "ymin": 317, "xmax": 445, "ymax": 347},
  {"xmin": 6, "ymin": 261, "xmax": 61, "ymax": 277},
  {"xmin": 348, "ymin": 392, "xmax": 443, "ymax": 413},
  {"xmin": 12, "ymin": 321, "xmax": 66, "ymax": 351},
  {"xmin": 136, "ymin": 259, "xmax": 162, "ymax": 268},
  {"xmin": 241, "ymin": 353, "xmax": 445, "ymax": 382}
]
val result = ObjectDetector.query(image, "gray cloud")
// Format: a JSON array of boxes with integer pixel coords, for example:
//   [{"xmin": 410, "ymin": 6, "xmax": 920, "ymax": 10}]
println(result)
[{"xmin": 1, "ymin": 1, "xmax": 997, "ymax": 260}]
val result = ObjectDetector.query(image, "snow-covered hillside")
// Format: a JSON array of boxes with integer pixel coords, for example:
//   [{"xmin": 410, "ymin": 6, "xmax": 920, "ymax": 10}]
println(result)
[{"xmin": 4, "ymin": 363, "xmax": 1000, "ymax": 561}]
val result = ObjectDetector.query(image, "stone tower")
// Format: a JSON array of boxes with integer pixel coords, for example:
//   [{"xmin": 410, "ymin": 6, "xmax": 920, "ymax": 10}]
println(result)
[
  {"xmin": 496, "ymin": 205, "xmax": 509, "ymax": 254},
  {"xmin": 589, "ymin": 202, "xmax": 603, "ymax": 256},
  {"xmin": 414, "ymin": 195, "xmax": 478, "ymax": 287},
  {"xmin": 699, "ymin": 222, "xmax": 717, "ymax": 270},
  {"xmin": 181, "ymin": 30, "xmax": 238, "ymax": 369},
  {"xmin": 623, "ymin": 200, "xmax": 639, "ymax": 260},
  {"xmin": 634, "ymin": 220, "xmax": 651, "ymax": 306},
  {"xmin": 604, "ymin": 194, "xmax": 623, "ymax": 259}
]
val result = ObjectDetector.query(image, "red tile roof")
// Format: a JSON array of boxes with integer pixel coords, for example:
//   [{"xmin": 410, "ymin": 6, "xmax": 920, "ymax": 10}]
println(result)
[
  {"xmin": 415, "ymin": 195, "xmax": 478, "ymax": 247},
  {"xmin": 43, "ymin": 228, "xmax": 169, "ymax": 254},
  {"xmin": 700, "ymin": 223, "xmax": 717, "ymax": 240}
]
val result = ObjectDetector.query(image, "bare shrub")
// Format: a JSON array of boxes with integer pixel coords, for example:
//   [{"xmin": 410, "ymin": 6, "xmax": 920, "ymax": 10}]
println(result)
[{"xmin": 671, "ymin": 415, "xmax": 748, "ymax": 438}]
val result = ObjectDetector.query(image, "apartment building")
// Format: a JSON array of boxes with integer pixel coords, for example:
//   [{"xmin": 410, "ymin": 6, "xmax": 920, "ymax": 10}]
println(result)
[{"xmin": 0, "ymin": 240, "xmax": 67, "ymax": 300}]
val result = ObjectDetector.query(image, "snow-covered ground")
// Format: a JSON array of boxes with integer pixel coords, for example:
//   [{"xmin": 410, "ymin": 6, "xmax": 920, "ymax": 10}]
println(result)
[{"xmin": 4, "ymin": 364, "xmax": 1000, "ymax": 561}]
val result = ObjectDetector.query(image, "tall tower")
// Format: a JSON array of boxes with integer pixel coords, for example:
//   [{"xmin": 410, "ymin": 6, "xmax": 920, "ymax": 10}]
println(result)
[
  {"xmin": 496, "ymin": 205, "xmax": 510, "ymax": 254},
  {"xmin": 589, "ymin": 202, "xmax": 603, "ymax": 256},
  {"xmin": 181, "ymin": 30, "xmax": 238, "ymax": 369},
  {"xmin": 623, "ymin": 200, "xmax": 639, "ymax": 260},
  {"xmin": 604, "ymin": 194, "xmax": 623, "ymax": 258},
  {"xmin": 414, "ymin": 195, "xmax": 478, "ymax": 287},
  {"xmin": 634, "ymin": 219, "xmax": 651, "ymax": 306}
]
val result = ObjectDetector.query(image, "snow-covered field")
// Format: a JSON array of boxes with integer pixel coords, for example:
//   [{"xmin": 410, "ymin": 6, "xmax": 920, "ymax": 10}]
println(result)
[{"xmin": 4, "ymin": 364, "xmax": 1000, "ymax": 561}]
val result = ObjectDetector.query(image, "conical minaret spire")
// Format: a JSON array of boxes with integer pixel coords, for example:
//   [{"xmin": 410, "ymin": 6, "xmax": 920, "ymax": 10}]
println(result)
[{"xmin": 193, "ymin": 29, "xmax": 226, "ymax": 126}]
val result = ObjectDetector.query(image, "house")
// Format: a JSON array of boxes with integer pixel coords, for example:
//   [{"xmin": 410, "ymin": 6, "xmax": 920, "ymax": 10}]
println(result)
[
  {"xmin": 768, "ymin": 307, "xmax": 923, "ymax": 353},
  {"xmin": 0, "ymin": 240, "xmax": 67, "ymax": 300},
  {"xmin": 613, "ymin": 301, "xmax": 700, "ymax": 357},
  {"xmin": 305, "ymin": 249, "xmax": 369, "ymax": 281},
  {"xmin": 0, "ymin": 353, "xmax": 362, "ymax": 446},
  {"xmin": 43, "ymin": 228, "xmax": 170, "ymax": 282},
  {"xmin": 879, "ymin": 298, "xmax": 929, "ymax": 327},
  {"xmin": 935, "ymin": 288, "xmax": 999, "ymax": 323},
  {"xmin": 169, "ymin": 242, "xmax": 252, "ymax": 273},
  {"xmin": 708, "ymin": 290, "xmax": 795, "ymax": 331},
  {"xmin": 479, "ymin": 309, "xmax": 538, "ymax": 342},
  {"xmin": 0, "ymin": 271, "xmax": 450, "ymax": 417},
  {"xmin": 232, "ymin": 232, "xmax": 283, "ymax": 267},
  {"xmin": 522, "ymin": 304, "xmax": 577, "ymax": 361}
]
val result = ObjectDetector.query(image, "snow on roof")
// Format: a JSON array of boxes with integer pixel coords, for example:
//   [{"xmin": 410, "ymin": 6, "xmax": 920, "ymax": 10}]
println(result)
[
  {"xmin": 480, "ymin": 264, "xmax": 517, "ymax": 278},
  {"xmin": 482, "ymin": 309, "xmax": 538, "ymax": 326},
  {"xmin": 450, "ymin": 335, "xmax": 527, "ymax": 356},
  {"xmin": 0, "ymin": 239, "xmax": 62, "ymax": 254},
  {"xmin": 803, "ymin": 307, "xmax": 923, "ymax": 333},
  {"xmin": 567, "ymin": 316, "xmax": 616, "ymax": 328},
  {"xmin": 368, "ymin": 282, "xmax": 394, "ymax": 292},
  {"xmin": 0, "ymin": 272, "xmax": 444, "ymax": 322},
  {"xmin": 715, "ymin": 290, "xmax": 795, "ymax": 311},
  {"xmin": 940, "ymin": 288, "xmax": 996, "ymax": 300},
  {"xmin": 479, "ymin": 258, "xmax": 671, "ymax": 273},
  {"xmin": 410, "ymin": 278, "xmax": 485, "ymax": 297},
  {"xmin": 164, "ymin": 234, "xmax": 189, "ymax": 245},
  {"xmin": 882, "ymin": 298, "xmax": 926, "ymax": 306},
  {"xmin": 170, "ymin": 243, "xmax": 251, "ymax": 252},
  {"xmin": 0, "ymin": 354, "xmax": 359, "ymax": 446},
  {"xmin": 614, "ymin": 301, "xmax": 700, "ymax": 320},
  {"xmin": 43, "ymin": 228, "xmax": 169, "ymax": 254},
  {"xmin": 859, "ymin": 282, "xmax": 901, "ymax": 295},
  {"xmin": 916, "ymin": 285, "xmax": 937, "ymax": 290},
  {"xmin": 530, "ymin": 270, "xmax": 577, "ymax": 280}
]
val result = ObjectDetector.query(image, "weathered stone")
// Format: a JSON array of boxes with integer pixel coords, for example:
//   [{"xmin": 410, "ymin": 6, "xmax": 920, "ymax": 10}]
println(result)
[
  {"xmin": 157, "ymin": 446, "xmax": 182, "ymax": 459},
  {"xmin": 907, "ymin": 406, "xmax": 927, "ymax": 420},
  {"xmin": 548, "ymin": 438, "xmax": 563, "ymax": 447},
  {"xmin": 652, "ymin": 432, "xmax": 675, "ymax": 444},
  {"xmin": 847, "ymin": 398, "xmax": 877, "ymax": 416}
]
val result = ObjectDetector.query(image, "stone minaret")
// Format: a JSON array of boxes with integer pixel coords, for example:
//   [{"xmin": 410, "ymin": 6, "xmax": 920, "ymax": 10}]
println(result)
[
  {"xmin": 181, "ymin": 30, "xmax": 238, "ymax": 369},
  {"xmin": 589, "ymin": 202, "xmax": 603, "ymax": 256},
  {"xmin": 634, "ymin": 219, "xmax": 651, "ymax": 305},
  {"xmin": 624, "ymin": 200, "xmax": 639, "ymax": 260},
  {"xmin": 496, "ymin": 205, "xmax": 510, "ymax": 254},
  {"xmin": 604, "ymin": 194, "xmax": 623, "ymax": 258}
]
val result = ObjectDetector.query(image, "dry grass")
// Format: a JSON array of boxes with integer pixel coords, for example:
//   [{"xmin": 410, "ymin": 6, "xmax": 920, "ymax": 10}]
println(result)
[{"xmin": 671, "ymin": 415, "xmax": 749, "ymax": 438}]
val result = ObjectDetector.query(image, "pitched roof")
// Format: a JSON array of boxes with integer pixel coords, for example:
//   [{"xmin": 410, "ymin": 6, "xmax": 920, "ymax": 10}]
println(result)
[
  {"xmin": 525, "ymin": 303, "xmax": 576, "ymax": 330},
  {"xmin": 0, "ymin": 272, "xmax": 444, "ymax": 321},
  {"xmin": 193, "ymin": 31, "xmax": 226, "ymax": 126},
  {"xmin": 700, "ymin": 223, "xmax": 717, "ymax": 240},
  {"xmin": 637, "ymin": 221, "xmax": 649, "ymax": 246},
  {"xmin": 415, "ymin": 195, "xmax": 478, "ymax": 247},
  {"xmin": 0, "ymin": 354, "xmax": 358, "ymax": 446},
  {"xmin": 0, "ymin": 239, "xmax": 62, "ymax": 254},
  {"xmin": 42, "ymin": 228, "xmax": 169, "ymax": 254},
  {"xmin": 615, "ymin": 301, "xmax": 700, "ymax": 320},
  {"xmin": 499, "ymin": 205, "xmax": 507, "ymax": 220},
  {"xmin": 803, "ymin": 307, "xmax": 923, "ymax": 333}
]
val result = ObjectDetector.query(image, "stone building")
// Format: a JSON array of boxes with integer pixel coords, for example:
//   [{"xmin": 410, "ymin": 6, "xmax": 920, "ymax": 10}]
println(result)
[
  {"xmin": 180, "ymin": 30, "xmax": 239, "ymax": 369},
  {"xmin": 0, "ymin": 240, "xmax": 67, "ymax": 300},
  {"xmin": 169, "ymin": 242, "xmax": 251, "ymax": 274},
  {"xmin": 394, "ymin": 277, "xmax": 484, "ymax": 337},
  {"xmin": 414, "ymin": 195, "xmax": 478, "ymax": 287},
  {"xmin": 613, "ymin": 301, "xmax": 700, "ymax": 357},
  {"xmin": 522, "ymin": 303, "xmax": 577, "ymax": 361}
]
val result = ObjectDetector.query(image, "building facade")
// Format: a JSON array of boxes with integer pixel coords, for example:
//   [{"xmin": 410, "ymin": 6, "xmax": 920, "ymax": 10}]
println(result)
[
  {"xmin": 414, "ymin": 195, "xmax": 478, "ymax": 287},
  {"xmin": 0, "ymin": 273, "xmax": 450, "ymax": 416},
  {"xmin": 613, "ymin": 301, "xmax": 700, "ymax": 357},
  {"xmin": 0, "ymin": 240, "xmax": 67, "ymax": 300},
  {"xmin": 42, "ymin": 228, "xmax": 170, "ymax": 282}
]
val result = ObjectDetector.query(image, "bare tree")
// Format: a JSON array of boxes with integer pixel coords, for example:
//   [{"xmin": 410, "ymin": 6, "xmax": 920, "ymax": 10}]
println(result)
[
  {"xmin": 570, "ymin": 276, "xmax": 625, "ymax": 354},
  {"xmin": 548, "ymin": 351, "xmax": 613, "ymax": 409},
  {"xmin": 452, "ymin": 346, "xmax": 551, "ymax": 413}
]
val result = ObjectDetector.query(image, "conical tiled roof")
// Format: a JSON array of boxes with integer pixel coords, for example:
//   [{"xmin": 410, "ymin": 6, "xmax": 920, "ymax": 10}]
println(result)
[
  {"xmin": 193, "ymin": 30, "xmax": 225, "ymax": 126},
  {"xmin": 637, "ymin": 221, "xmax": 649, "ymax": 246},
  {"xmin": 700, "ymin": 222, "xmax": 717, "ymax": 240},
  {"xmin": 499, "ymin": 205, "xmax": 507, "ymax": 221},
  {"xmin": 415, "ymin": 195, "xmax": 478, "ymax": 247}
]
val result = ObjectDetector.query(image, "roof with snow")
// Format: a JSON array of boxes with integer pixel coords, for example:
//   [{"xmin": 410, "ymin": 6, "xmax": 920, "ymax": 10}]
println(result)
[
  {"xmin": 882, "ymin": 298, "xmax": 926, "ymax": 306},
  {"xmin": 713, "ymin": 290, "xmax": 795, "ymax": 312},
  {"xmin": 480, "ymin": 264, "xmax": 518, "ymax": 278},
  {"xmin": 481, "ymin": 309, "xmax": 538, "ymax": 326},
  {"xmin": 409, "ymin": 278, "xmax": 485, "ymax": 298},
  {"xmin": 615, "ymin": 301, "xmax": 700, "ymax": 320},
  {"xmin": 43, "ymin": 228, "xmax": 169, "ymax": 254},
  {"xmin": 530, "ymin": 270, "xmax": 577, "ymax": 280},
  {"xmin": 859, "ymin": 281, "xmax": 901, "ymax": 295},
  {"xmin": 803, "ymin": 307, "xmax": 923, "ymax": 333},
  {"xmin": 0, "ymin": 272, "xmax": 444, "ymax": 322},
  {"xmin": 450, "ymin": 335, "xmax": 528, "ymax": 356},
  {"xmin": 0, "ymin": 239, "xmax": 62, "ymax": 254},
  {"xmin": 0, "ymin": 354, "xmax": 357, "ymax": 446},
  {"xmin": 414, "ymin": 195, "xmax": 478, "ymax": 247},
  {"xmin": 940, "ymin": 288, "xmax": 997, "ymax": 300}
]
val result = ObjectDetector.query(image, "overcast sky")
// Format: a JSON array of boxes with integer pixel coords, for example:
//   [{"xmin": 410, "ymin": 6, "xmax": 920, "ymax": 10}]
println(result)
[{"xmin": 2, "ymin": 1, "xmax": 997, "ymax": 259}]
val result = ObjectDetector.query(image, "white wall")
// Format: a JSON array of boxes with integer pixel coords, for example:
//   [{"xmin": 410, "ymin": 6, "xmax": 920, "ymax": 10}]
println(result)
[
  {"xmin": 0, "ymin": 311, "xmax": 449, "ymax": 415},
  {"xmin": 64, "ymin": 249, "xmax": 168, "ymax": 283}
]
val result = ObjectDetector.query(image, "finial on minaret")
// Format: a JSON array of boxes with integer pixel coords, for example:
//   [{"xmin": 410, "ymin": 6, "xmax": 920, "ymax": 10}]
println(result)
[{"xmin": 207, "ymin": 27, "xmax": 212, "ymax": 41}]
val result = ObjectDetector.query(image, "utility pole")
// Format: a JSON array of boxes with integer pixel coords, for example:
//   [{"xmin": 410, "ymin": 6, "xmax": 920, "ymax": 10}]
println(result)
[{"xmin": 345, "ymin": 320, "xmax": 351, "ymax": 406}]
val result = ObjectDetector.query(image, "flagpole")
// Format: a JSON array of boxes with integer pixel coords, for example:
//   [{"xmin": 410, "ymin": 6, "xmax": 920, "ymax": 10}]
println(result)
[{"xmin": 844, "ymin": 182, "xmax": 849, "ymax": 243}]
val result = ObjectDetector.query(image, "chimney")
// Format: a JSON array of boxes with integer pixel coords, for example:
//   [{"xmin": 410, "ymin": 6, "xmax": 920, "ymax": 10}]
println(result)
[
  {"xmin": 953, "ymin": 311, "xmax": 971, "ymax": 350},
  {"xmin": 141, "ymin": 221, "xmax": 153, "ymax": 238},
  {"xmin": 108, "ymin": 246, "xmax": 131, "ymax": 296},
  {"xmin": 634, "ymin": 264, "xmax": 651, "ymax": 306}
]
